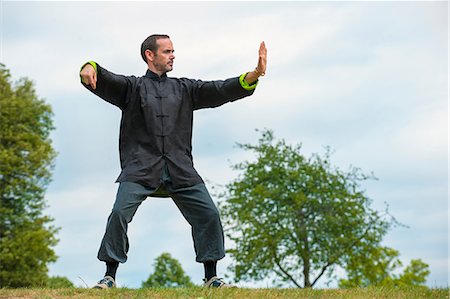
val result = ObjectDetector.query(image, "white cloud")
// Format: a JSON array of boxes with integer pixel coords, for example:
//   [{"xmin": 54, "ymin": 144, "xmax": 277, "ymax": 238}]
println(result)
[{"xmin": 391, "ymin": 104, "xmax": 447, "ymax": 160}]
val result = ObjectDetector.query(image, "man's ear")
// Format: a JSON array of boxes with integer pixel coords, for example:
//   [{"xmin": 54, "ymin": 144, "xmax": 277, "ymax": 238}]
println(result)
[{"xmin": 145, "ymin": 49, "xmax": 154, "ymax": 62}]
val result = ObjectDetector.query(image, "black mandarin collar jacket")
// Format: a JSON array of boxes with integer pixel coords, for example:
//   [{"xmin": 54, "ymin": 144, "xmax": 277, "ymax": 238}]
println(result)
[{"xmin": 83, "ymin": 64, "xmax": 256, "ymax": 189}]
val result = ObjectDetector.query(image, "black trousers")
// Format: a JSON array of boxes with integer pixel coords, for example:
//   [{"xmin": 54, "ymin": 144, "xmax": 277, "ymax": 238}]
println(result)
[{"xmin": 97, "ymin": 166, "xmax": 225, "ymax": 264}]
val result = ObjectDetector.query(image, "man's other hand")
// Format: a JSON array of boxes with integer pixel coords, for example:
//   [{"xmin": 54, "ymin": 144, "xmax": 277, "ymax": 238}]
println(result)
[{"xmin": 80, "ymin": 64, "xmax": 97, "ymax": 90}]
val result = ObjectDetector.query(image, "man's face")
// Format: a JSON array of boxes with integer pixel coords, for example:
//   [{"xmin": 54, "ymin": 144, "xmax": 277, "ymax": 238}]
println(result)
[{"xmin": 151, "ymin": 38, "xmax": 175, "ymax": 73}]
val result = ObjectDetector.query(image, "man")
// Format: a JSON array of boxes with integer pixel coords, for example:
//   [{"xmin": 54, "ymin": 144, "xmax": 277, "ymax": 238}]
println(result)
[{"xmin": 80, "ymin": 34, "xmax": 267, "ymax": 289}]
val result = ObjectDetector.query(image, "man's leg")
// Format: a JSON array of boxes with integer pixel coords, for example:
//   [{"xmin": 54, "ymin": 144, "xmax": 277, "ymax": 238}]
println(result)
[
  {"xmin": 95, "ymin": 182, "xmax": 155, "ymax": 287},
  {"xmin": 169, "ymin": 183, "xmax": 225, "ymax": 264},
  {"xmin": 168, "ymin": 183, "xmax": 236, "ymax": 287},
  {"xmin": 204, "ymin": 260, "xmax": 217, "ymax": 280},
  {"xmin": 105, "ymin": 261, "xmax": 119, "ymax": 280}
]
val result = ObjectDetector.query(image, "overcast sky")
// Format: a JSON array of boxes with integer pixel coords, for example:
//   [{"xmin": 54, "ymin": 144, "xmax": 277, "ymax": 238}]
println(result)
[{"xmin": 1, "ymin": 1, "xmax": 448, "ymax": 288}]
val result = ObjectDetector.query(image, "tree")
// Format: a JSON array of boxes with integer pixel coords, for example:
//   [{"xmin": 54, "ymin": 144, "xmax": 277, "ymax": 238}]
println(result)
[
  {"xmin": 218, "ymin": 129, "xmax": 395, "ymax": 288},
  {"xmin": 398, "ymin": 259, "xmax": 430, "ymax": 286},
  {"xmin": 339, "ymin": 246, "xmax": 430, "ymax": 288},
  {"xmin": 0, "ymin": 64, "xmax": 58, "ymax": 287},
  {"xmin": 142, "ymin": 252, "xmax": 194, "ymax": 288}
]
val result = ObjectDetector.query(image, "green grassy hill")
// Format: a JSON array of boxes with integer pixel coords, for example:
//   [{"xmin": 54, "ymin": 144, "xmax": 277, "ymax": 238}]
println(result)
[{"xmin": 0, "ymin": 286, "xmax": 448, "ymax": 299}]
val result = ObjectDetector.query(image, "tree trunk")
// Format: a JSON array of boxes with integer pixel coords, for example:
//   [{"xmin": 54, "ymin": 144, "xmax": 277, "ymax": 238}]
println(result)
[{"xmin": 301, "ymin": 233, "xmax": 311, "ymax": 288}]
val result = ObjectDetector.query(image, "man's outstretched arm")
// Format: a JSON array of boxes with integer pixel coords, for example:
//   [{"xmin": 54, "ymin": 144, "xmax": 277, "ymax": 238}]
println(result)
[
  {"xmin": 79, "ymin": 61, "xmax": 134, "ymax": 110},
  {"xmin": 190, "ymin": 41, "xmax": 268, "ymax": 109}
]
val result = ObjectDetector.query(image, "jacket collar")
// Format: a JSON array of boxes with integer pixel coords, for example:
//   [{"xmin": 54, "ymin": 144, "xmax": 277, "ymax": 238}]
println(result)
[{"xmin": 145, "ymin": 69, "xmax": 168, "ymax": 81}]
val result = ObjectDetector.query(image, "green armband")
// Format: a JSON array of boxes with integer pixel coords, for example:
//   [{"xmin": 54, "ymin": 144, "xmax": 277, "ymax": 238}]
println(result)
[
  {"xmin": 80, "ymin": 61, "xmax": 98, "ymax": 73},
  {"xmin": 239, "ymin": 73, "xmax": 258, "ymax": 91}
]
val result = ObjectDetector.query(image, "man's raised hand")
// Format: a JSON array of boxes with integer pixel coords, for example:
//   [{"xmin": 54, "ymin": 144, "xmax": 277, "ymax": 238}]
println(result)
[
  {"xmin": 256, "ymin": 41, "xmax": 267, "ymax": 76},
  {"xmin": 80, "ymin": 64, "xmax": 97, "ymax": 90},
  {"xmin": 242, "ymin": 41, "xmax": 268, "ymax": 85}
]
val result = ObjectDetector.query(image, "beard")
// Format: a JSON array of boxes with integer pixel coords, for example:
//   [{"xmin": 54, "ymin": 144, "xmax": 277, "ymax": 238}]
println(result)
[{"xmin": 154, "ymin": 59, "xmax": 173, "ymax": 74}]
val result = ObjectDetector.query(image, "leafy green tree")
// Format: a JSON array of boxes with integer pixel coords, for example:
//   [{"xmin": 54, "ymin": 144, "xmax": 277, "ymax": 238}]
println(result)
[
  {"xmin": 0, "ymin": 63, "xmax": 58, "ymax": 287},
  {"xmin": 339, "ymin": 246, "xmax": 430, "ymax": 288},
  {"xmin": 218, "ymin": 129, "xmax": 395, "ymax": 288},
  {"xmin": 142, "ymin": 252, "xmax": 194, "ymax": 288},
  {"xmin": 398, "ymin": 259, "xmax": 430, "ymax": 286},
  {"xmin": 47, "ymin": 276, "xmax": 75, "ymax": 288}
]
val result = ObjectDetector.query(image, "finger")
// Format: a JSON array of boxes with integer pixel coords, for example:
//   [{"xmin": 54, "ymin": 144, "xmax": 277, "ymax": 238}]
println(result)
[
  {"xmin": 257, "ymin": 59, "xmax": 266, "ymax": 76},
  {"xmin": 90, "ymin": 78, "xmax": 96, "ymax": 90},
  {"xmin": 258, "ymin": 43, "xmax": 267, "ymax": 68},
  {"xmin": 82, "ymin": 76, "xmax": 92, "ymax": 87},
  {"xmin": 81, "ymin": 74, "xmax": 89, "ymax": 85},
  {"xmin": 92, "ymin": 70, "xmax": 97, "ymax": 90},
  {"xmin": 88, "ymin": 74, "xmax": 96, "ymax": 90},
  {"xmin": 259, "ymin": 41, "xmax": 267, "ymax": 55},
  {"xmin": 256, "ymin": 41, "xmax": 267, "ymax": 76},
  {"xmin": 258, "ymin": 42, "xmax": 266, "ymax": 63}
]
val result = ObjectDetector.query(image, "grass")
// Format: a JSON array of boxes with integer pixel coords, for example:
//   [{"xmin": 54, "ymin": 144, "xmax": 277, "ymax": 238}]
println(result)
[{"xmin": 0, "ymin": 287, "xmax": 448, "ymax": 299}]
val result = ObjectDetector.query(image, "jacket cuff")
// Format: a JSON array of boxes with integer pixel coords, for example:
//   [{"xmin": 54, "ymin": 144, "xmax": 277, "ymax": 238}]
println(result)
[{"xmin": 239, "ymin": 73, "xmax": 258, "ymax": 91}]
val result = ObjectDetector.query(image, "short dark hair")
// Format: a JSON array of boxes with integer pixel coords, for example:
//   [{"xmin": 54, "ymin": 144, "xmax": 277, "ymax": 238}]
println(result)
[{"xmin": 141, "ymin": 34, "xmax": 170, "ymax": 63}]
